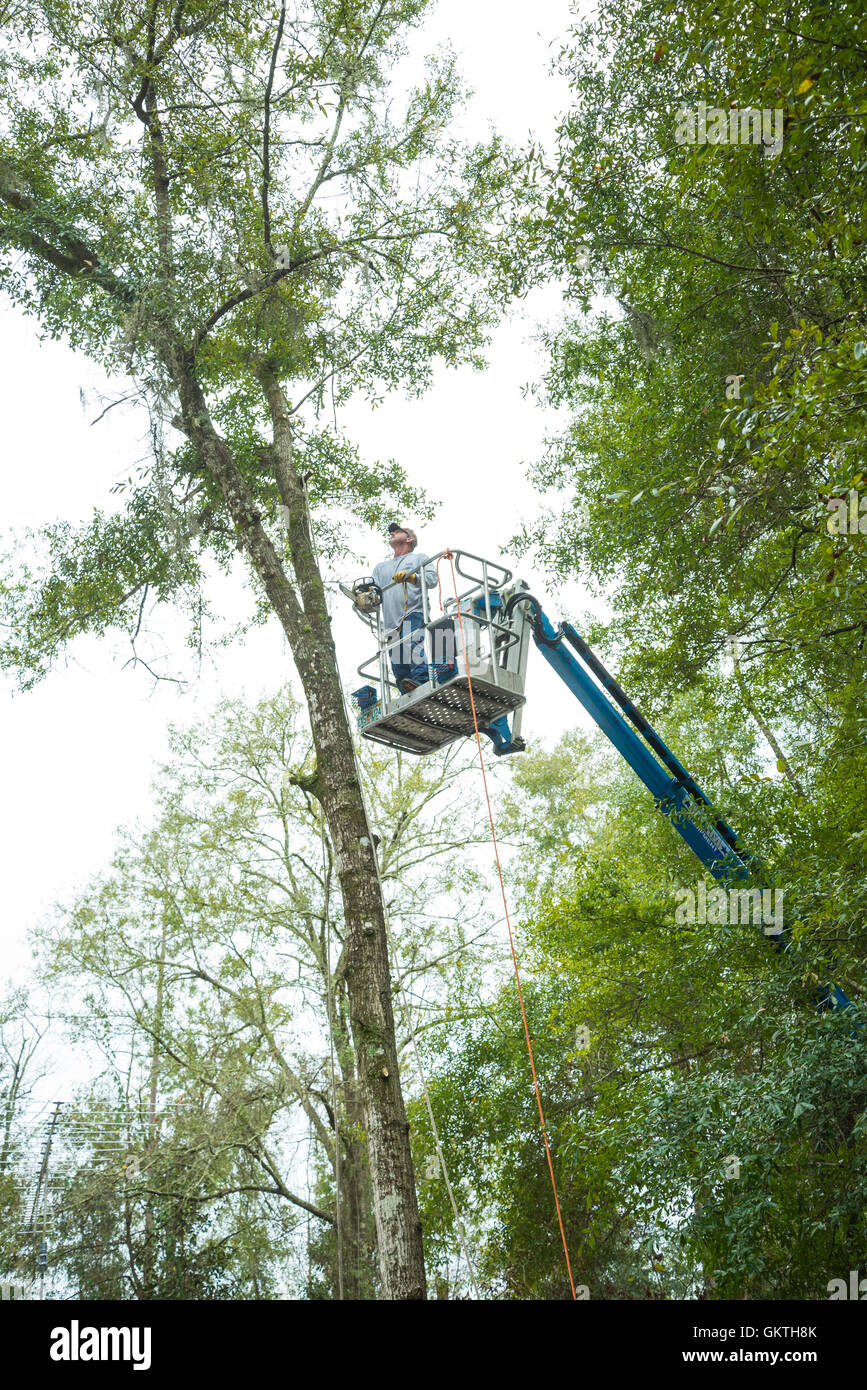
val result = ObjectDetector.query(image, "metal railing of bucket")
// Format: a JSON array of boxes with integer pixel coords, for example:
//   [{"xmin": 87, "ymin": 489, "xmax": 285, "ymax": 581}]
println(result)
[{"xmin": 352, "ymin": 549, "xmax": 525, "ymax": 717}]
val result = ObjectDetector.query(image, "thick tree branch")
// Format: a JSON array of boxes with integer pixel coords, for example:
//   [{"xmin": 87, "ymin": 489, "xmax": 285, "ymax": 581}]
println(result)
[
  {"xmin": 729, "ymin": 636, "xmax": 807, "ymax": 796},
  {"xmin": 601, "ymin": 232, "xmax": 791, "ymax": 277},
  {"xmin": 257, "ymin": 363, "xmax": 329, "ymax": 623},
  {"xmin": 0, "ymin": 166, "xmax": 135, "ymax": 303},
  {"xmin": 262, "ymin": 3, "xmax": 287, "ymax": 258},
  {"xmin": 157, "ymin": 1177, "xmax": 333, "ymax": 1223}
]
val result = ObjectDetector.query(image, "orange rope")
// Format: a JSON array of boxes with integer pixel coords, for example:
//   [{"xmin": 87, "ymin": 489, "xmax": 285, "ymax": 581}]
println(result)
[
  {"xmin": 446, "ymin": 551, "xmax": 577, "ymax": 1300},
  {"xmin": 434, "ymin": 553, "xmax": 447, "ymax": 612}
]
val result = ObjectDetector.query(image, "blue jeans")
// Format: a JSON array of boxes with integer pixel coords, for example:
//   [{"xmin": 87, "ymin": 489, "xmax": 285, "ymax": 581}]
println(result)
[{"xmin": 390, "ymin": 612, "xmax": 430, "ymax": 689}]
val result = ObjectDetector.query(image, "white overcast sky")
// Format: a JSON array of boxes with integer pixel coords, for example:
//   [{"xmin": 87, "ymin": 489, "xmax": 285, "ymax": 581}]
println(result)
[{"xmin": 2, "ymin": 0, "xmax": 597, "ymax": 1001}]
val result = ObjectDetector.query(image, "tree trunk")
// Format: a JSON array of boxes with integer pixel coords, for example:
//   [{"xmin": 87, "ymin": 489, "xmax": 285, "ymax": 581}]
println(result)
[
  {"xmin": 137, "ymin": 66, "xmax": 424, "ymax": 1294},
  {"xmin": 334, "ymin": 997, "xmax": 377, "ymax": 1300},
  {"xmin": 164, "ymin": 347, "xmax": 425, "ymax": 1299}
]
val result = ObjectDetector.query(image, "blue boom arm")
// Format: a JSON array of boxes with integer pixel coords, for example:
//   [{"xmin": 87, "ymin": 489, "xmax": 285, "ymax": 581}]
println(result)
[{"xmin": 505, "ymin": 595, "xmax": 851, "ymax": 1012}]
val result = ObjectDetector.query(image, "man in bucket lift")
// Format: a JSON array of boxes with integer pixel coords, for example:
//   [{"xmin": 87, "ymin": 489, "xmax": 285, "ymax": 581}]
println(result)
[
  {"xmin": 371, "ymin": 524, "xmax": 523, "ymax": 756},
  {"xmin": 372, "ymin": 524, "xmax": 437, "ymax": 693}
]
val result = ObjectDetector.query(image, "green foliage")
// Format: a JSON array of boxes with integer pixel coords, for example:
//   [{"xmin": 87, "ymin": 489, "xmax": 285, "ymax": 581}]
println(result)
[
  {"xmin": 5, "ymin": 0, "xmax": 867, "ymax": 1303},
  {"xmin": 446, "ymin": 5, "xmax": 867, "ymax": 1295},
  {"xmin": 20, "ymin": 686, "xmax": 495, "ymax": 1297},
  {"xmin": 516, "ymin": 0, "xmax": 867, "ymax": 744},
  {"xmin": 418, "ymin": 720, "xmax": 867, "ymax": 1298},
  {"xmin": 0, "ymin": 0, "xmax": 517, "ymax": 684}
]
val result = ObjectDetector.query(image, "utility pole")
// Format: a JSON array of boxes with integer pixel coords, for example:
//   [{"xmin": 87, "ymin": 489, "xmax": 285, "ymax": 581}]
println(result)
[{"xmin": 27, "ymin": 1102, "xmax": 62, "ymax": 1299}]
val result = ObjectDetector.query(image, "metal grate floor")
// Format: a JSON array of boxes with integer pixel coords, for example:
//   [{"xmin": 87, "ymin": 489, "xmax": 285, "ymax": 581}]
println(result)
[{"xmin": 359, "ymin": 676, "xmax": 524, "ymax": 755}]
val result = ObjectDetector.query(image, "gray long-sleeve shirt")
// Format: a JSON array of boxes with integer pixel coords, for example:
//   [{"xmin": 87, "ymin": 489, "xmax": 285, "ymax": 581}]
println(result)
[{"xmin": 372, "ymin": 552, "xmax": 438, "ymax": 636}]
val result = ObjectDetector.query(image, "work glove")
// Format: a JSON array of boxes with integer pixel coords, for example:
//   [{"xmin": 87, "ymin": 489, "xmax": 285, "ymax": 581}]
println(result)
[{"xmin": 392, "ymin": 569, "xmax": 418, "ymax": 584}]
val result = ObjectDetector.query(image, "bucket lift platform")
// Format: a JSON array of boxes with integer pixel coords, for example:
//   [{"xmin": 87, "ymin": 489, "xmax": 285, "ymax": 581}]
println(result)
[
  {"xmin": 346, "ymin": 550, "xmax": 533, "ymax": 756},
  {"xmin": 357, "ymin": 669, "xmax": 526, "ymax": 755}
]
